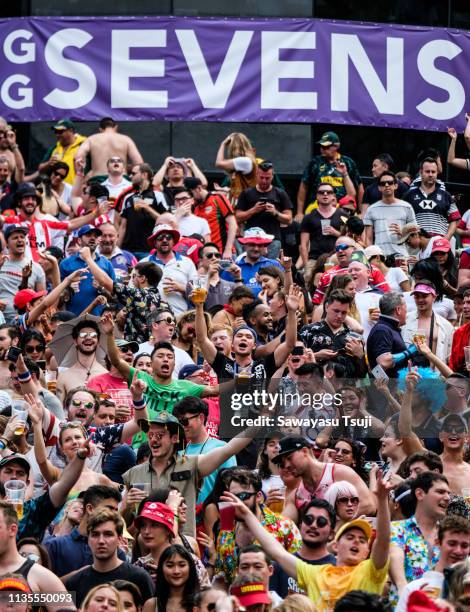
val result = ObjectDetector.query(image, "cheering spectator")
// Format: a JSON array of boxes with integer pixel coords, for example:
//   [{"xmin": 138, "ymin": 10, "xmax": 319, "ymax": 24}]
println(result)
[{"xmin": 38, "ymin": 119, "xmax": 86, "ymax": 185}]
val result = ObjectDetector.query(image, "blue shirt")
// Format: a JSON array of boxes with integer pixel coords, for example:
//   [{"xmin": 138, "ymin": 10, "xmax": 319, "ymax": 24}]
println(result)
[
  {"xmin": 18, "ymin": 490, "xmax": 59, "ymax": 542},
  {"xmin": 45, "ymin": 527, "xmax": 126, "ymax": 576},
  {"xmin": 221, "ymin": 256, "xmax": 283, "ymax": 297},
  {"xmin": 60, "ymin": 253, "xmax": 116, "ymax": 315}
]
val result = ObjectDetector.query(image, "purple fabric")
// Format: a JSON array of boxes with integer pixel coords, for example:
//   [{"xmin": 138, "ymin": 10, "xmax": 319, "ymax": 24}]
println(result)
[{"xmin": 0, "ymin": 16, "xmax": 468, "ymax": 131}]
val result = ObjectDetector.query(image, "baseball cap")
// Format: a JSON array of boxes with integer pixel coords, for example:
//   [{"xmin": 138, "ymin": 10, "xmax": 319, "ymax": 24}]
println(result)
[
  {"xmin": 140, "ymin": 411, "xmax": 184, "ymax": 449},
  {"xmin": 238, "ymin": 227, "xmax": 274, "ymax": 245},
  {"xmin": 14, "ymin": 289, "xmax": 47, "ymax": 310},
  {"xmin": 178, "ymin": 364, "xmax": 203, "ymax": 380},
  {"xmin": 364, "ymin": 245, "xmax": 384, "ymax": 260},
  {"xmin": 441, "ymin": 413, "xmax": 468, "ymax": 433},
  {"xmin": 431, "ymin": 237, "xmax": 451, "ymax": 253},
  {"xmin": 77, "ymin": 224, "xmax": 102, "ymax": 238},
  {"xmin": 338, "ymin": 195, "xmax": 356, "ymax": 210},
  {"xmin": 334, "ymin": 518, "xmax": 372, "ymax": 542},
  {"xmin": 272, "ymin": 435, "xmax": 310, "ymax": 465},
  {"xmin": 230, "ymin": 582, "xmax": 271, "ymax": 607},
  {"xmin": 4, "ymin": 224, "xmax": 29, "ymax": 240},
  {"xmin": 317, "ymin": 131, "xmax": 340, "ymax": 146},
  {"xmin": 52, "ymin": 119, "xmax": 75, "ymax": 131},
  {"xmin": 411, "ymin": 283, "xmax": 437, "ymax": 297},
  {"xmin": 0, "ymin": 453, "xmax": 31, "ymax": 474},
  {"xmin": 147, "ymin": 224, "xmax": 180, "ymax": 247},
  {"xmin": 134, "ymin": 501, "xmax": 175, "ymax": 533},
  {"xmin": 115, "ymin": 338, "xmax": 139, "ymax": 354},
  {"xmin": 233, "ymin": 325, "xmax": 258, "ymax": 344},
  {"xmin": 397, "ymin": 222, "xmax": 420, "ymax": 245},
  {"xmin": 349, "ymin": 250, "xmax": 370, "ymax": 269}
]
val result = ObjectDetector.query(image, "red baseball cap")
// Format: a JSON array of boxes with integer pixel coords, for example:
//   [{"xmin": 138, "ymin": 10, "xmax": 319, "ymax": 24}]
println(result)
[
  {"xmin": 230, "ymin": 582, "xmax": 271, "ymax": 607},
  {"xmin": 338, "ymin": 195, "xmax": 357, "ymax": 210},
  {"xmin": 14, "ymin": 289, "xmax": 47, "ymax": 310},
  {"xmin": 431, "ymin": 238, "xmax": 451, "ymax": 253},
  {"xmin": 134, "ymin": 501, "xmax": 175, "ymax": 533}
]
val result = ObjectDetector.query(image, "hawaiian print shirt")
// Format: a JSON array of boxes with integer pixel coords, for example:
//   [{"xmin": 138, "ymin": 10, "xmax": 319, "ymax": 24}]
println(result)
[
  {"xmin": 215, "ymin": 504, "xmax": 302, "ymax": 584},
  {"xmin": 114, "ymin": 283, "xmax": 163, "ymax": 343},
  {"xmin": 389, "ymin": 515, "xmax": 440, "ymax": 605}
]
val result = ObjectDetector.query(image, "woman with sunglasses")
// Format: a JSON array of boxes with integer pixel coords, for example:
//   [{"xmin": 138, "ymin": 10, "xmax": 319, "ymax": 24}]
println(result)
[
  {"xmin": 142, "ymin": 544, "xmax": 201, "ymax": 612},
  {"xmin": 323, "ymin": 481, "xmax": 361, "ymax": 533},
  {"xmin": 37, "ymin": 161, "xmax": 72, "ymax": 217},
  {"xmin": 28, "ymin": 394, "xmax": 114, "ymax": 494},
  {"xmin": 328, "ymin": 438, "xmax": 370, "ymax": 486},
  {"xmin": 20, "ymin": 329, "xmax": 46, "ymax": 363}
]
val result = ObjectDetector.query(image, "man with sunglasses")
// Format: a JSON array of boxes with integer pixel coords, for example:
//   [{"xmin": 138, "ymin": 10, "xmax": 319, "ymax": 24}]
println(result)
[
  {"xmin": 312, "ymin": 236, "xmax": 390, "ymax": 306},
  {"xmin": 194, "ymin": 243, "xmax": 240, "ymax": 309},
  {"xmin": 135, "ymin": 308, "xmax": 195, "ymax": 378},
  {"xmin": 299, "ymin": 184, "xmax": 343, "ymax": 279},
  {"xmin": 214, "ymin": 468, "xmax": 301, "ymax": 585},
  {"xmin": 438, "ymin": 414, "xmax": 470, "ymax": 496},
  {"xmin": 38, "ymin": 119, "xmax": 86, "ymax": 185},
  {"xmin": 221, "ymin": 470, "xmax": 391, "ymax": 610},
  {"xmin": 363, "ymin": 171, "xmax": 416, "ymax": 256},
  {"xmin": 236, "ymin": 161, "xmax": 293, "ymax": 259},
  {"xmin": 173, "ymin": 189, "xmax": 211, "ymax": 241},
  {"xmin": 99, "ymin": 156, "xmax": 131, "ymax": 199},
  {"xmin": 184, "ymin": 177, "xmax": 237, "ymax": 259}
]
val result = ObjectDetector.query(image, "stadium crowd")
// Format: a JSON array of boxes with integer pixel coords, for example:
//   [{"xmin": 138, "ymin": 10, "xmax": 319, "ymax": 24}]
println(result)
[{"xmin": 2, "ymin": 114, "xmax": 470, "ymax": 612}]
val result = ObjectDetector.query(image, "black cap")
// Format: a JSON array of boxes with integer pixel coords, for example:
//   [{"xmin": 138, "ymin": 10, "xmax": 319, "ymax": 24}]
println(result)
[
  {"xmin": 271, "ymin": 435, "xmax": 310, "ymax": 465},
  {"xmin": 0, "ymin": 453, "xmax": 31, "ymax": 474}
]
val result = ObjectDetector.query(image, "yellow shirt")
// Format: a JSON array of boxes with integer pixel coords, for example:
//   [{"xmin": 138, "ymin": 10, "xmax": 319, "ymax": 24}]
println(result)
[
  {"xmin": 296, "ymin": 557, "xmax": 389, "ymax": 611},
  {"xmin": 50, "ymin": 134, "xmax": 87, "ymax": 184}
]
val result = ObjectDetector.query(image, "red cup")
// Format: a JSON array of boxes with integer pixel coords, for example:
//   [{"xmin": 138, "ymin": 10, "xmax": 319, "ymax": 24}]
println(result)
[{"xmin": 218, "ymin": 502, "xmax": 236, "ymax": 531}]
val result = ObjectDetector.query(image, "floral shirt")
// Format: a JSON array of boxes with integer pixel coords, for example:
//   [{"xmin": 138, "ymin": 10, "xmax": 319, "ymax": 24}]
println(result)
[
  {"xmin": 389, "ymin": 515, "xmax": 440, "ymax": 605},
  {"xmin": 114, "ymin": 283, "xmax": 164, "ymax": 343},
  {"xmin": 215, "ymin": 505, "xmax": 302, "ymax": 584}
]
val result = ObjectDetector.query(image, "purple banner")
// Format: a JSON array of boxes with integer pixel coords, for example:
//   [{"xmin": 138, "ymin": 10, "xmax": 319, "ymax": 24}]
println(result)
[{"xmin": 0, "ymin": 16, "xmax": 469, "ymax": 131}]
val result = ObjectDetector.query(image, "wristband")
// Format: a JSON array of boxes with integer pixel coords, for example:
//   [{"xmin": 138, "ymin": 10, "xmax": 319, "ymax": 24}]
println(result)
[
  {"xmin": 0, "ymin": 439, "xmax": 7, "ymax": 450},
  {"xmin": 133, "ymin": 398, "xmax": 147, "ymax": 410},
  {"xmin": 18, "ymin": 370, "xmax": 32, "ymax": 382}
]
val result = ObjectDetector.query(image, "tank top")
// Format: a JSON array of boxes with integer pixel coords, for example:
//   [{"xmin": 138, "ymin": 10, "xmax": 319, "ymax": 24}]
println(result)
[
  {"xmin": 14, "ymin": 558, "xmax": 35, "ymax": 581},
  {"xmin": 295, "ymin": 463, "xmax": 336, "ymax": 509}
]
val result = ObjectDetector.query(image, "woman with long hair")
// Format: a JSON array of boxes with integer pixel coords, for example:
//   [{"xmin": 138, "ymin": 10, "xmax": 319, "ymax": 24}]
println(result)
[
  {"xmin": 256, "ymin": 432, "xmax": 284, "ymax": 494},
  {"xmin": 37, "ymin": 161, "xmax": 72, "ymax": 217},
  {"xmin": 258, "ymin": 266, "xmax": 285, "ymax": 303},
  {"xmin": 430, "ymin": 240, "xmax": 458, "ymax": 297},
  {"xmin": 142, "ymin": 544, "xmax": 201, "ymax": 612},
  {"xmin": 215, "ymin": 132, "xmax": 257, "ymax": 204},
  {"xmin": 81, "ymin": 584, "xmax": 123, "ymax": 612},
  {"xmin": 329, "ymin": 438, "xmax": 370, "ymax": 485}
]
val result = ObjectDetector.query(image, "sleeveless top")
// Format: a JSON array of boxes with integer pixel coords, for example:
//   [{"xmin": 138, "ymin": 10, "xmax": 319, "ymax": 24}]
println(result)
[{"xmin": 295, "ymin": 463, "xmax": 336, "ymax": 509}]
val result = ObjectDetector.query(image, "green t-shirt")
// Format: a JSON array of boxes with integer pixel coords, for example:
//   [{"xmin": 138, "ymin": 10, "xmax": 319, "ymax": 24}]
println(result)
[{"xmin": 128, "ymin": 367, "xmax": 205, "ymax": 448}]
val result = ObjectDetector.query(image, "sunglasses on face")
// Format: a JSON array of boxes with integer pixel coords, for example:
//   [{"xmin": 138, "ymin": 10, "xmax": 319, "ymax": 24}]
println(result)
[
  {"xmin": 234, "ymin": 491, "xmax": 257, "ymax": 501},
  {"xmin": 337, "ymin": 496, "xmax": 359, "ymax": 505},
  {"xmin": 109, "ymin": 157, "xmax": 122, "ymax": 163},
  {"xmin": 178, "ymin": 413, "xmax": 201, "ymax": 426},
  {"xmin": 205, "ymin": 252, "xmax": 221, "ymax": 259},
  {"xmin": 379, "ymin": 180, "xmax": 395, "ymax": 186},
  {"xmin": 334, "ymin": 447, "xmax": 352, "ymax": 455},
  {"xmin": 78, "ymin": 331, "xmax": 98, "ymax": 339},
  {"xmin": 52, "ymin": 171, "xmax": 67, "ymax": 179},
  {"xmin": 317, "ymin": 190, "xmax": 334, "ymax": 195},
  {"xmin": 156, "ymin": 234, "xmax": 174, "ymax": 241},
  {"xmin": 148, "ymin": 430, "xmax": 168, "ymax": 441},
  {"xmin": 155, "ymin": 317, "xmax": 175, "ymax": 325},
  {"xmin": 443, "ymin": 426, "xmax": 466, "ymax": 434},
  {"xmin": 335, "ymin": 244, "xmax": 351, "ymax": 252},
  {"xmin": 71, "ymin": 399, "xmax": 95, "ymax": 409},
  {"xmin": 25, "ymin": 345, "xmax": 44, "ymax": 353},
  {"xmin": 302, "ymin": 514, "xmax": 329, "ymax": 527}
]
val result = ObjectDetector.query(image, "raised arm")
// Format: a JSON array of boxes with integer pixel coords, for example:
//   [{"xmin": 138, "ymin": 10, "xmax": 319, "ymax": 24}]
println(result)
[
  {"xmin": 101, "ymin": 313, "xmax": 132, "ymax": 380},
  {"xmin": 126, "ymin": 136, "xmax": 144, "ymax": 165},
  {"xmin": 27, "ymin": 394, "xmax": 60, "ymax": 486},
  {"xmin": 153, "ymin": 156, "xmax": 175, "ymax": 188},
  {"xmin": 215, "ymin": 137, "xmax": 236, "ymax": 171},
  {"xmin": 29, "ymin": 268, "xmax": 87, "ymax": 325},
  {"xmin": 273, "ymin": 285, "xmax": 300, "ymax": 367},
  {"xmin": 398, "ymin": 364, "xmax": 425, "ymax": 453},
  {"xmin": 370, "ymin": 472, "xmax": 393, "ymax": 570},
  {"xmin": 120, "ymin": 369, "xmax": 148, "ymax": 441},
  {"xmin": 78, "ymin": 246, "xmax": 114, "ymax": 292},
  {"xmin": 48, "ymin": 440, "xmax": 90, "ymax": 507},
  {"xmin": 74, "ymin": 138, "xmax": 91, "ymax": 169},
  {"xmin": 220, "ymin": 491, "xmax": 298, "ymax": 578},
  {"xmin": 198, "ymin": 425, "xmax": 260, "ymax": 477},
  {"xmin": 186, "ymin": 158, "xmax": 208, "ymax": 187},
  {"xmin": 194, "ymin": 298, "xmax": 217, "ymax": 365}
]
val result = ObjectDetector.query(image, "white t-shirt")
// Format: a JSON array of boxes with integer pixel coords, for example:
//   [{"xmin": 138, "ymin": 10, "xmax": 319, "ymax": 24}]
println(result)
[
  {"xmin": 101, "ymin": 177, "xmax": 132, "ymax": 199},
  {"xmin": 354, "ymin": 289, "xmax": 382, "ymax": 341},
  {"xmin": 177, "ymin": 214, "xmax": 211, "ymax": 238},
  {"xmin": 386, "ymin": 267, "xmax": 409, "ymax": 292},
  {"xmin": 136, "ymin": 341, "xmax": 195, "ymax": 379}
]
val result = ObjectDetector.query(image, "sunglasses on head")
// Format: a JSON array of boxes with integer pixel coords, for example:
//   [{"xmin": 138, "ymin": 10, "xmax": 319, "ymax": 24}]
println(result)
[
  {"xmin": 234, "ymin": 491, "xmax": 257, "ymax": 501},
  {"xmin": 59, "ymin": 420, "xmax": 87, "ymax": 429},
  {"xmin": 25, "ymin": 345, "xmax": 45, "ymax": 353},
  {"xmin": 178, "ymin": 413, "xmax": 201, "ymax": 426},
  {"xmin": 71, "ymin": 399, "xmax": 95, "ymax": 409},
  {"xmin": 335, "ymin": 243, "xmax": 351, "ymax": 252},
  {"xmin": 379, "ymin": 180, "xmax": 395, "ymax": 186},
  {"xmin": 78, "ymin": 331, "xmax": 98, "ymax": 339},
  {"xmin": 156, "ymin": 316, "xmax": 175, "ymax": 325},
  {"xmin": 205, "ymin": 252, "xmax": 221, "ymax": 259},
  {"xmin": 259, "ymin": 162, "xmax": 273, "ymax": 171},
  {"xmin": 337, "ymin": 496, "xmax": 359, "ymax": 505},
  {"xmin": 302, "ymin": 514, "xmax": 329, "ymax": 527}
]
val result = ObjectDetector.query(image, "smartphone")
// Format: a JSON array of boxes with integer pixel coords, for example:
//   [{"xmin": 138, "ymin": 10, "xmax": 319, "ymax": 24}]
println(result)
[
  {"xmin": 258, "ymin": 197, "xmax": 270, "ymax": 203},
  {"xmin": 292, "ymin": 346, "xmax": 304, "ymax": 356},
  {"xmin": 371, "ymin": 364, "xmax": 389, "ymax": 382},
  {"xmin": 6, "ymin": 347, "xmax": 22, "ymax": 363},
  {"xmin": 36, "ymin": 360, "xmax": 46, "ymax": 370},
  {"xmin": 219, "ymin": 259, "xmax": 233, "ymax": 270}
]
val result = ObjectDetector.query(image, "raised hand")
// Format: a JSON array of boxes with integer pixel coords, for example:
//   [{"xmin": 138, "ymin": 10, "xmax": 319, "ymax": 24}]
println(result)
[
  {"xmin": 405, "ymin": 361, "xmax": 420, "ymax": 391},
  {"xmin": 129, "ymin": 368, "xmax": 147, "ymax": 401},
  {"xmin": 79, "ymin": 246, "xmax": 92, "ymax": 261},
  {"xmin": 447, "ymin": 127, "xmax": 457, "ymax": 139},
  {"xmin": 286, "ymin": 284, "xmax": 302, "ymax": 311},
  {"xmin": 99, "ymin": 311, "xmax": 115, "ymax": 335},
  {"xmin": 21, "ymin": 262, "xmax": 32, "ymax": 279},
  {"xmin": 24, "ymin": 392, "xmax": 44, "ymax": 425}
]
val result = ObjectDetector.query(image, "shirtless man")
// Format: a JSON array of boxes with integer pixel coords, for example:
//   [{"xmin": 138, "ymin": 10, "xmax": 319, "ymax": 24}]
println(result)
[
  {"xmin": 273, "ymin": 435, "xmax": 375, "ymax": 521},
  {"xmin": 75, "ymin": 117, "xmax": 143, "ymax": 176},
  {"xmin": 0, "ymin": 120, "xmax": 25, "ymax": 183},
  {"xmin": 439, "ymin": 414, "xmax": 470, "ymax": 496},
  {"xmin": 56, "ymin": 320, "xmax": 107, "ymax": 402}
]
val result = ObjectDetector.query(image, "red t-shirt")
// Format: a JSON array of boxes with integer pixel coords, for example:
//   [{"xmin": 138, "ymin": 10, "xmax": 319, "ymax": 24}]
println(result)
[
  {"xmin": 313, "ymin": 265, "xmax": 390, "ymax": 304},
  {"xmin": 87, "ymin": 372, "xmax": 133, "ymax": 421},
  {"xmin": 193, "ymin": 193, "xmax": 234, "ymax": 252}
]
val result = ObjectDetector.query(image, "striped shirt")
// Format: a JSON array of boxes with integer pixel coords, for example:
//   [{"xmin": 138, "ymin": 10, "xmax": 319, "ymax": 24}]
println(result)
[{"xmin": 404, "ymin": 185, "xmax": 460, "ymax": 236}]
